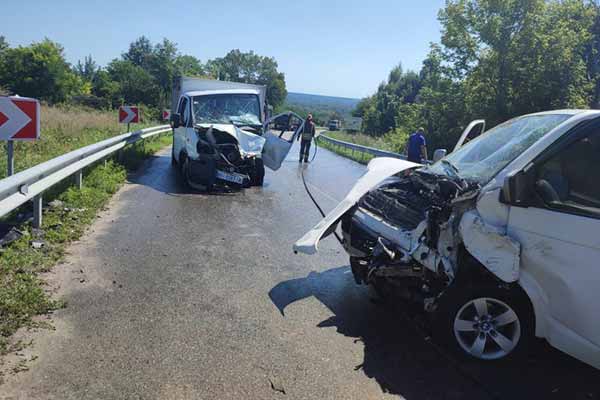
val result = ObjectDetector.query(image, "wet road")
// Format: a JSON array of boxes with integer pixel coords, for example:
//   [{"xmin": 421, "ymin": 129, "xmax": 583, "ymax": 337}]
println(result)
[{"xmin": 2, "ymin": 142, "xmax": 599, "ymax": 399}]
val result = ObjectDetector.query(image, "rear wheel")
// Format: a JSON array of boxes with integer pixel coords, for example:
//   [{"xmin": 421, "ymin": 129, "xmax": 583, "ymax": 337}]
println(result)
[
  {"xmin": 171, "ymin": 146, "xmax": 177, "ymax": 166},
  {"xmin": 434, "ymin": 284, "xmax": 534, "ymax": 362}
]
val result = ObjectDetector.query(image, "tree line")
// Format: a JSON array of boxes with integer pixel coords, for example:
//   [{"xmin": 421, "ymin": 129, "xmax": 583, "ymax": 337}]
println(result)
[
  {"xmin": 354, "ymin": 0, "xmax": 600, "ymax": 153},
  {"xmin": 0, "ymin": 36, "xmax": 287, "ymax": 118}
]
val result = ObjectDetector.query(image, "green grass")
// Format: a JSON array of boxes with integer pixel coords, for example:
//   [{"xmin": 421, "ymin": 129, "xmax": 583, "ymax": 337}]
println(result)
[
  {"xmin": 0, "ymin": 106, "xmax": 171, "ymax": 354},
  {"xmin": 316, "ymin": 130, "xmax": 398, "ymax": 164}
]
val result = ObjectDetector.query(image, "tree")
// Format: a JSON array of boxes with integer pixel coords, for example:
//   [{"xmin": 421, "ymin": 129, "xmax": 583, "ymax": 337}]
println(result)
[
  {"xmin": 107, "ymin": 59, "xmax": 160, "ymax": 107},
  {"xmin": 0, "ymin": 39, "xmax": 86, "ymax": 103},
  {"xmin": 174, "ymin": 55, "xmax": 205, "ymax": 76},
  {"xmin": 208, "ymin": 49, "xmax": 288, "ymax": 108},
  {"xmin": 75, "ymin": 55, "xmax": 99, "ymax": 82},
  {"xmin": 122, "ymin": 36, "xmax": 153, "ymax": 69}
]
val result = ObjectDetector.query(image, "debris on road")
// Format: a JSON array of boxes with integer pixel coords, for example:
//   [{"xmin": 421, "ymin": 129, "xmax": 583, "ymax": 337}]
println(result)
[{"xmin": 268, "ymin": 375, "xmax": 286, "ymax": 395}]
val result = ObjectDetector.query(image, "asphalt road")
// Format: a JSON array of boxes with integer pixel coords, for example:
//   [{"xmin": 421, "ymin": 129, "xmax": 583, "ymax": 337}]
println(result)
[{"xmin": 1, "ymin": 141, "xmax": 599, "ymax": 400}]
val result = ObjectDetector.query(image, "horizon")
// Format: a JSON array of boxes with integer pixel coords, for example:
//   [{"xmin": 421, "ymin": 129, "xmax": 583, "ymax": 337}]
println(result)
[{"xmin": 1, "ymin": 0, "xmax": 445, "ymax": 99}]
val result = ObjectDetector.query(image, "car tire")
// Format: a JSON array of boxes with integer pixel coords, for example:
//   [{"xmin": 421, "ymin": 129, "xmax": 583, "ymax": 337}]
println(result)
[
  {"xmin": 433, "ymin": 284, "xmax": 535, "ymax": 362},
  {"xmin": 250, "ymin": 158, "xmax": 265, "ymax": 186},
  {"xmin": 171, "ymin": 146, "xmax": 177, "ymax": 166}
]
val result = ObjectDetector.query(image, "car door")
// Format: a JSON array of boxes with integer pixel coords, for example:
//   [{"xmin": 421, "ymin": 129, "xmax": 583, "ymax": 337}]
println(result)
[
  {"xmin": 173, "ymin": 96, "xmax": 189, "ymax": 160},
  {"xmin": 507, "ymin": 125, "xmax": 600, "ymax": 367},
  {"xmin": 261, "ymin": 112, "xmax": 305, "ymax": 171},
  {"xmin": 453, "ymin": 119, "xmax": 486, "ymax": 151}
]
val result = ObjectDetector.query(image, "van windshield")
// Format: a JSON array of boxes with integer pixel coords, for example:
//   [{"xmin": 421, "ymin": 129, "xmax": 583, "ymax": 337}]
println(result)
[
  {"xmin": 193, "ymin": 94, "xmax": 262, "ymax": 126},
  {"xmin": 428, "ymin": 114, "xmax": 571, "ymax": 184}
]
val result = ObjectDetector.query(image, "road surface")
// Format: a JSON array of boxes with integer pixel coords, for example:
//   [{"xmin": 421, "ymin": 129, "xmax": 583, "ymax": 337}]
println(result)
[{"xmin": 1, "ymin": 141, "xmax": 599, "ymax": 400}]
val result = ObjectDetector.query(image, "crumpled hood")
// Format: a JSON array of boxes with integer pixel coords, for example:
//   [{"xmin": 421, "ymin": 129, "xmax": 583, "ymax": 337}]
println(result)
[
  {"xmin": 196, "ymin": 123, "xmax": 266, "ymax": 154},
  {"xmin": 294, "ymin": 157, "xmax": 420, "ymax": 254}
]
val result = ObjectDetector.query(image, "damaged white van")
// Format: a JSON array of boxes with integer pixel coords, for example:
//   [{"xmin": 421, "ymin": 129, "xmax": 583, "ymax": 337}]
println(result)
[
  {"xmin": 295, "ymin": 110, "xmax": 600, "ymax": 368},
  {"xmin": 171, "ymin": 77, "xmax": 304, "ymax": 190}
]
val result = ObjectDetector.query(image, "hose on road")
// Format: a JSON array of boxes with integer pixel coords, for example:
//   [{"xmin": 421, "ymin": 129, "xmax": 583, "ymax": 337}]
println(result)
[{"xmin": 300, "ymin": 137, "xmax": 343, "ymax": 246}]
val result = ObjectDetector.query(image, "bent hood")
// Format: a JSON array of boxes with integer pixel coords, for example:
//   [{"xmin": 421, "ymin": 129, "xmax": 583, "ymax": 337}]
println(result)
[
  {"xmin": 293, "ymin": 157, "xmax": 419, "ymax": 254},
  {"xmin": 196, "ymin": 123, "xmax": 266, "ymax": 155}
]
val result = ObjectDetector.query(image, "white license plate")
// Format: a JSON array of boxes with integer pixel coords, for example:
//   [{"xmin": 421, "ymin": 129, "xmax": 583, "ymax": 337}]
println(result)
[{"xmin": 216, "ymin": 170, "xmax": 245, "ymax": 185}]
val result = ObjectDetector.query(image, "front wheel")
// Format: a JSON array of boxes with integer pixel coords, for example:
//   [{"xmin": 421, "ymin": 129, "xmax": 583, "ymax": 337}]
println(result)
[{"xmin": 433, "ymin": 285, "xmax": 534, "ymax": 362}]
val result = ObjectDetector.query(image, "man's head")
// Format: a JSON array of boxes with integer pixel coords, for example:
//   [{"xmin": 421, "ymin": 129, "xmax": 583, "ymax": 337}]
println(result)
[
  {"xmin": 418, "ymin": 127, "xmax": 425, "ymax": 134},
  {"xmin": 307, "ymin": 114, "xmax": 313, "ymax": 121}
]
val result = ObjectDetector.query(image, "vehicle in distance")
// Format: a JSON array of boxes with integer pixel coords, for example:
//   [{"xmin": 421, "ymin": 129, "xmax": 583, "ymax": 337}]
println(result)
[
  {"xmin": 328, "ymin": 119, "xmax": 341, "ymax": 131},
  {"xmin": 295, "ymin": 110, "xmax": 600, "ymax": 369},
  {"xmin": 171, "ymin": 77, "xmax": 304, "ymax": 190}
]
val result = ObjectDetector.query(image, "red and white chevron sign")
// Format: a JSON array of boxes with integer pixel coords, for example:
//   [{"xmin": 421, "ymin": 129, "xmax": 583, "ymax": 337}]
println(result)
[
  {"xmin": 162, "ymin": 109, "xmax": 171, "ymax": 121},
  {"xmin": 0, "ymin": 96, "xmax": 40, "ymax": 141},
  {"xmin": 119, "ymin": 106, "xmax": 139, "ymax": 124}
]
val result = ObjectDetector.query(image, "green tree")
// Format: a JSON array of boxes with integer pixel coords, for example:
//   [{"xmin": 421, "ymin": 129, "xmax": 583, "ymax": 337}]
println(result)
[
  {"xmin": 0, "ymin": 39, "xmax": 86, "ymax": 103},
  {"xmin": 75, "ymin": 55, "xmax": 99, "ymax": 82},
  {"xmin": 208, "ymin": 49, "xmax": 288, "ymax": 108},
  {"xmin": 174, "ymin": 55, "xmax": 205, "ymax": 76},
  {"xmin": 107, "ymin": 59, "xmax": 160, "ymax": 107}
]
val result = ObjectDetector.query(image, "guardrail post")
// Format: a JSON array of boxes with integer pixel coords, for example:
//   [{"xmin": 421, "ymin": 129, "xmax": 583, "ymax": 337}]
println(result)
[
  {"xmin": 33, "ymin": 195, "xmax": 42, "ymax": 229},
  {"xmin": 75, "ymin": 170, "xmax": 83, "ymax": 189}
]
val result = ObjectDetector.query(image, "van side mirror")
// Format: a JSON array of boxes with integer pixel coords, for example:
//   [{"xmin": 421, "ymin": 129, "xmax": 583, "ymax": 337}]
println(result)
[
  {"xmin": 501, "ymin": 169, "xmax": 533, "ymax": 206},
  {"xmin": 170, "ymin": 113, "xmax": 181, "ymax": 129},
  {"xmin": 433, "ymin": 149, "xmax": 447, "ymax": 163}
]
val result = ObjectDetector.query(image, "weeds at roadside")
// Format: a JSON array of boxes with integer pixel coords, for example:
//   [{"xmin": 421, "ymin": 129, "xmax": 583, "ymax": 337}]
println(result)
[{"xmin": 0, "ymin": 132, "xmax": 172, "ymax": 354}]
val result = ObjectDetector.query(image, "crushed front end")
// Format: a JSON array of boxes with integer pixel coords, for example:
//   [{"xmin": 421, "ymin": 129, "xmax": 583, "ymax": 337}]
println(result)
[
  {"xmin": 188, "ymin": 125, "xmax": 265, "ymax": 189},
  {"xmin": 341, "ymin": 168, "xmax": 481, "ymax": 308}
]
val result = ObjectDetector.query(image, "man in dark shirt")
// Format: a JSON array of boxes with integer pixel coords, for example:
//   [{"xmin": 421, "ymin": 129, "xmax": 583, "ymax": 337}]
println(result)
[
  {"xmin": 299, "ymin": 114, "xmax": 316, "ymax": 163},
  {"xmin": 407, "ymin": 127, "xmax": 428, "ymax": 163}
]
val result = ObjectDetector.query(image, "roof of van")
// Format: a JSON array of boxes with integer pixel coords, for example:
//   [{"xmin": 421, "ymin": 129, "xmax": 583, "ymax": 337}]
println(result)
[{"xmin": 183, "ymin": 89, "xmax": 261, "ymax": 97}]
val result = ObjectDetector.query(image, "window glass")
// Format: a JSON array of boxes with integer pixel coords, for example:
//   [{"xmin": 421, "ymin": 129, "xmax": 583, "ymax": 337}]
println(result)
[
  {"xmin": 537, "ymin": 131, "xmax": 600, "ymax": 209},
  {"xmin": 178, "ymin": 97, "xmax": 189, "ymax": 126},
  {"xmin": 427, "ymin": 114, "xmax": 570, "ymax": 184}
]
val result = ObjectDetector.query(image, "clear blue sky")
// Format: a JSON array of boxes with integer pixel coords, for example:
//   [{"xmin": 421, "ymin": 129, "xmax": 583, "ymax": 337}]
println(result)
[{"xmin": 3, "ymin": 0, "xmax": 445, "ymax": 99}]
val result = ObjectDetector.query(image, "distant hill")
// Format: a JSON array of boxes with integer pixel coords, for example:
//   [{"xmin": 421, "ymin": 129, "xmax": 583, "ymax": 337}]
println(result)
[{"xmin": 283, "ymin": 92, "xmax": 361, "ymax": 124}]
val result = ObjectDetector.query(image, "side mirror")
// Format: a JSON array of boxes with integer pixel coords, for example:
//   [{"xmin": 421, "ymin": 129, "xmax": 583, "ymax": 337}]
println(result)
[
  {"xmin": 170, "ymin": 113, "xmax": 181, "ymax": 129},
  {"xmin": 500, "ymin": 169, "xmax": 533, "ymax": 206},
  {"xmin": 433, "ymin": 149, "xmax": 447, "ymax": 163}
]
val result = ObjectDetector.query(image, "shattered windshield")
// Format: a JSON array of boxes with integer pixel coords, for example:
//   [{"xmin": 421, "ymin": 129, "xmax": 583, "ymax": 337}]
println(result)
[
  {"xmin": 193, "ymin": 94, "xmax": 262, "ymax": 126},
  {"xmin": 428, "ymin": 114, "xmax": 571, "ymax": 184}
]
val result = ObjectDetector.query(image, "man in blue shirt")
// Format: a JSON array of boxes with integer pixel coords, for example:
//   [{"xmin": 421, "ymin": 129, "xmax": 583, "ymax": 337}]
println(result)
[{"xmin": 407, "ymin": 127, "xmax": 428, "ymax": 163}]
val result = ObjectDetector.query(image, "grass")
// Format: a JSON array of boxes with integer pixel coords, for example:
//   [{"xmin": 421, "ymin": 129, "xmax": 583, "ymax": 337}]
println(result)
[
  {"xmin": 0, "ymin": 104, "xmax": 155, "ymax": 179},
  {"xmin": 0, "ymin": 105, "xmax": 171, "ymax": 353},
  {"xmin": 317, "ymin": 130, "xmax": 402, "ymax": 164}
]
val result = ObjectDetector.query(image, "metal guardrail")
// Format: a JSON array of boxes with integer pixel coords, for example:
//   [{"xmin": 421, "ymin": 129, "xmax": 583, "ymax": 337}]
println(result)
[
  {"xmin": 317, "ymin": 133, "xmax": 406, "ymax": 161},
  {"xmin": 0, "ymin": 124, "xmax": 172, "ymax": 228}
]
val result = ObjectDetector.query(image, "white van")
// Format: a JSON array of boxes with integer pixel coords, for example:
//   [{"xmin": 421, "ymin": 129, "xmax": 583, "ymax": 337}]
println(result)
[
  {"xmin": 171, "ymin": 77, "xmax": 304, "ymax": 190},
  {"xmin": 295, "ymin": 110, "xmax": 600, "ymax": 369}
]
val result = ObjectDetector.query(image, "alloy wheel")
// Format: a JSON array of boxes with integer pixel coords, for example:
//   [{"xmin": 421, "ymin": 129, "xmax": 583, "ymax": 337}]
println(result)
[{"xmin": 453, "ymin": 297, "xmax": 521, "ymax": 360}]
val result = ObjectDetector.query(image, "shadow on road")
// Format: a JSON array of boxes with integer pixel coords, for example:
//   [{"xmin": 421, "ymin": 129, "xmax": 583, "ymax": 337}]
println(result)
[{"xmin": 269, "ymin": 266, "xmax": 600, "ymax": 400}]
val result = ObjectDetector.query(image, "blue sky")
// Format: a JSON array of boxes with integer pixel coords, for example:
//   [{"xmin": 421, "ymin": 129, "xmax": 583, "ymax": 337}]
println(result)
[{"xmin": 3, "ymin": 0, "xmax": 445, "ymax": 99}]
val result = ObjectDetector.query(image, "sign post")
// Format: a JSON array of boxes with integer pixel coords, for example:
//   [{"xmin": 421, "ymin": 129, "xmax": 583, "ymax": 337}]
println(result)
[
  {"xmin": 119, "ymin": 105, "xmax": 139, "ymax": 131},
  {"xmin": 0, "ymin": 96, "xmax": 40, "ymax": 176},
  {"xmin": 162, "ymin": 109, "xmax": 171, "ymax": 121}
]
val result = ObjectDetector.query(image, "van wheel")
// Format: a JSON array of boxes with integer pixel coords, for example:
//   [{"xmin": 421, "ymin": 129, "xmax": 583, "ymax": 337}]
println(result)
[
  {"xmin": 171, "ymin": 146, "xmax": 177, "ymax": 166},
  {"xmin": 250, "ymin": 159, "xmax": 265, "ymax": 186},
  {"xmin": 433, "ymin": 285, "xmax": 534, "ymax": 362}
]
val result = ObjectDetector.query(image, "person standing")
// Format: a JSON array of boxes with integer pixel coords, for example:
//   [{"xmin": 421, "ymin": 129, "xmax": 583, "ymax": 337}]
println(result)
[
  {"xmin": 407, "ymin": 127, "xmax": 428, "ymax": 163},
  {"xmin": 299, "ymin": 114, "xmax": 316, "ymax": 163}
]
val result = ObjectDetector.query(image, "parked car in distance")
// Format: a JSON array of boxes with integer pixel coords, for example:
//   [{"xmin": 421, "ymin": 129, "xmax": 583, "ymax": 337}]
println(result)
[
  {"xmin": 328, "ymin": 119, "xmax": 341, "ymax": 131},
  {"xmin": 295, "ymin": 110, "xmax": 600, "ymax": 369}
]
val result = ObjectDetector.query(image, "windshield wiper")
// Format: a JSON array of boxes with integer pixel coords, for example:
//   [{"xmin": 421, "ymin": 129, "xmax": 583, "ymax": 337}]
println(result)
[{"xmin": 441, "ymin": 159, "xmax": 460, "ymax": 176}]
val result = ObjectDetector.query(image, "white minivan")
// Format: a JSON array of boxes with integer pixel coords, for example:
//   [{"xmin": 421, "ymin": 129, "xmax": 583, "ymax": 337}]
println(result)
[{"xmin": 295, "ymin": 110, "xmax": 600, "ymax": 369}]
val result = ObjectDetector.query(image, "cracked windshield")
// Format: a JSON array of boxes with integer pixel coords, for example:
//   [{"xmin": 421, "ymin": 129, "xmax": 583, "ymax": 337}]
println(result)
[
  {"xmin": 1, "ymin": 0, "xmax": 600, "ymax": 399},
  {"xmin": 193, "ymin": 93, "xmax": 261, "ymax": 126}
]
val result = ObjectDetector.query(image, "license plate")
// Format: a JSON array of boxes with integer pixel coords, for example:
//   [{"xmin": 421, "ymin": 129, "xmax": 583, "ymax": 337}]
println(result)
[{"xmin": 216, "ymin": 170, "xmax": 246, "ymax": 185}]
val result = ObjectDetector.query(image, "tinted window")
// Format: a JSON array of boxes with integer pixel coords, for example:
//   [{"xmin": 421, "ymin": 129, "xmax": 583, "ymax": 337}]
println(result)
[{"xmin": 537, "ymin": 131, "xmax": 600, "ymax": 210}]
